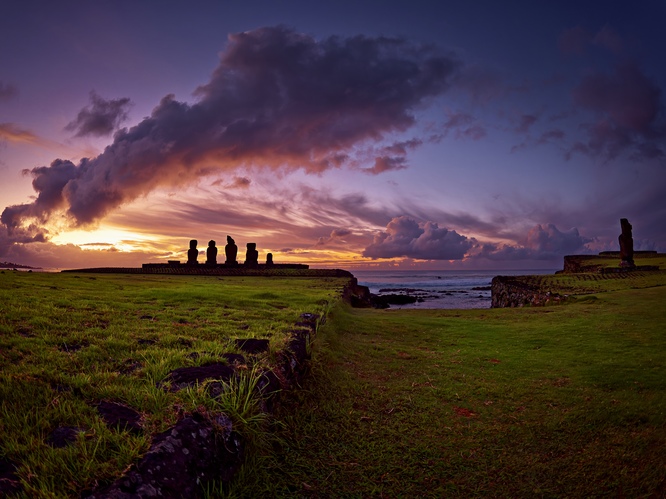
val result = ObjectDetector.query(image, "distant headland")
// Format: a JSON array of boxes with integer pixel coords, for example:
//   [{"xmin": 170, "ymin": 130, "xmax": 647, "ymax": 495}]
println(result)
[{"xmin": 0, "ymin": 261, "xmax": 41, "ymax": 270}]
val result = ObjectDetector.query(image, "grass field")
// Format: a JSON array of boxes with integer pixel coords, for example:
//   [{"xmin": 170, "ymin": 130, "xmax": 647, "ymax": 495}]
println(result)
[
  {"xmin": 228, "ymin": 272, "xmax": 666, "ymax": 497},
  {"xmin": 0, "ymin": 271, "xmax": 345, "ymax": 496},
  {"xmin": 2, "ymin": 269, "xmax": 665, "ymax": 497}
]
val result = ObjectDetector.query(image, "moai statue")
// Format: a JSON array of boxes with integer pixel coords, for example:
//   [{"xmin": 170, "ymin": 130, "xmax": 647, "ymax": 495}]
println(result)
[
  {"xmin": 266, "ymin": 253, "xmax": 273, "ymax": 266},
  {"xmin": 206, "ymin": 240, "xmax": 218, "ymax": 265},
  {"xmin": 225, "ymin": 236, "xmax": 238, "ymax": 265},
  {"xmin": 618, "ymin": 218, "xmax": 635, "ymax": 267},
  {"xmin": 187, "ymin": 239, "xmax": 198, "ymax": 265},
  {"xmin": 245, "ymin": 242, "xmax": 259, "ymax": 267}
]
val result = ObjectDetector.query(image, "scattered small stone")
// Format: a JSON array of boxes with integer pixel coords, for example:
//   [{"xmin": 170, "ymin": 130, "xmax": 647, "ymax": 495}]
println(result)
[
  {"xmin": 163, "ymin": 363, "xmax": 236, "ymax": 392},
  {"xmin": 87, "ymin": 412, "xmax": 243, "ymax": 499},
  {"xmin": 222, "ymin": 353, "xmax": 246, "ymax": 365},
  {"xmin": 234, "ymin": 338, "xmax": 270, "ymax": 354},
  {"xmin": 96, "ymin": 401, "xmax": 142, "ymax": 434},
  {"xmin": 46, "ymin": 426, "xmax": 84, "ymax": 448}
]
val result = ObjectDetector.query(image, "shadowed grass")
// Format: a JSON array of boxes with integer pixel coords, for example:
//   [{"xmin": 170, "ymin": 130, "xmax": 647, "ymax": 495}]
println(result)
[{"xmin": 228, "ymin": 276, "xmax": 666, "ymax": 497}]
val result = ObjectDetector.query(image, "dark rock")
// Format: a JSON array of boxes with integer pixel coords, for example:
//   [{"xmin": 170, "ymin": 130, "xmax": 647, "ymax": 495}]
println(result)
[
  {"xmin": 163, "ymin": 363, "xmax": 236, "ymax": 392},
  {"xmin": 89, "ymin": 412, "xmax": 244, "ymax": 499},
  {"xmin": 222, "ymin": 353, "xmax": 246, "ymax": 365},
  {"xmin": 96, "ymin": 401, "xmax": 143, "ymax": 434},
  {"xmin": 47, "ymin": 426, "xmax": 84, "ymax": 448},
  {"xmin": 0, "ymin": 456, "xmax": 22, "ymax": 495},
  {"xmin": 137, "ymin": 338, "xmax": 156, "ymax": 345},
  {"xmin": 234, "ymin": 338, "xmax": 270, "ymax": 355},
  {"xmin": 369, "ymin": 293, "xmax": 418, "ymax": 308}
]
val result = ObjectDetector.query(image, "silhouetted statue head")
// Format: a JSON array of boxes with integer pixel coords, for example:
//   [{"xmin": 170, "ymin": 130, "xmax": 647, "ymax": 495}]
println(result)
[
  {"xmin": 187, "ymin": 239, "xmax": 199, "ymax": 265},
  {"xmin": 245, "ymin": 242, "xmax": 259, "ymax": 266},
  {"xmin": 225, "ymin": 235, "xmax": 238, "ymax": 265},
  {"xmin": 206, "ymin": 240, "xmax": 218, "ymax": 265}
]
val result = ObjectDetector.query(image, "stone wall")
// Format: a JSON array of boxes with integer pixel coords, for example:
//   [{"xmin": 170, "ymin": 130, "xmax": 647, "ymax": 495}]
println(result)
[{"xmin": 491, "ymin": 276, "xmax": 566, "ymax": 308}]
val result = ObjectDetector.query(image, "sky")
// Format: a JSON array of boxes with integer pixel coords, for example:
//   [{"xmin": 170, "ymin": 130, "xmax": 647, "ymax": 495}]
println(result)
[{"xmin": 1, "ymin": 0, "xmax": 665, "ymax": 270}]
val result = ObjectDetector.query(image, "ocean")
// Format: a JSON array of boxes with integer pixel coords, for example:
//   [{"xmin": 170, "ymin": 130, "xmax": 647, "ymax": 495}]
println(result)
[{"xmin": 352, "ymin": 269, "xmax": 558, "ymax": 309}]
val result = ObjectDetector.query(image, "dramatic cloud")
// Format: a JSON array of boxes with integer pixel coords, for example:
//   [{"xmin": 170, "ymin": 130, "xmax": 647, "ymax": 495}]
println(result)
[
  {"xmin": 315, "ymin": 228, "xmax": 353, "ymax": 247},
  {"xmin": 2, "ymin": 26, "xmax": 460, "ymax": 241},
  {"xmin": 477, "ymin": 223, "xmax": 592, "ymax": 261},
  {"xmin": 571, "ymin": 61, "xmax": 665, "ymax": 161},
  {"xmin": 0, "ymin": 82, "xmax": 18, "ymax": 101},
  {"xmin": 363, "ymin": 216, "xmax": 474, "ymax": 260},
  {"xmin": 65, "ymin": 91, "xmax": 132, "ymax": 137}
]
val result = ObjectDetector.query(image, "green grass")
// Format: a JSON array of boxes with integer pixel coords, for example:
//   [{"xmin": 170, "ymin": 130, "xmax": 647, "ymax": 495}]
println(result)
[
  {"xmin": 228, "ymin": 274, "xmax": 666, "ymax": 497},
  {"xmin": 0, "ymin": 270, "xmax": 346, "ymax": 496}
]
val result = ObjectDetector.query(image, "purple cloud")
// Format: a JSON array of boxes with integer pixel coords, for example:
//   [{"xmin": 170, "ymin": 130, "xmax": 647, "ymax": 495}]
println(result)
[
  {"xmin": 2, "ymin": 26, "xmax": 460, "ymax": 239},
  {"xmin": 477, "ymin": 223, "xmax": 592, "ymax": 261},
  {"xmin": 363, "ymin": 216, "xmax": 474, "ymax": 260},
  {"xmin": 571, "ymin": 61, "xmax": 665, "ymax": 160},
  {"xmin": 65, "ymin": 91, "xmax": 132, "ymax": 137}
]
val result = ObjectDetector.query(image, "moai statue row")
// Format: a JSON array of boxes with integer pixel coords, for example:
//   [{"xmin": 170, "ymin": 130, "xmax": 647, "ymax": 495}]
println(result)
[{"xmin": 186, "ymin": 237, "xmax": 273, "ymax": 266}]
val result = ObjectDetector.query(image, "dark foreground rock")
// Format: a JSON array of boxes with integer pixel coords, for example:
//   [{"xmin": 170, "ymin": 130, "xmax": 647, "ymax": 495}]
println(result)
[
  {"xmin": 162, "ymin": 363, "xmax": 237, "ymax": 395},
  {"xmin": 96, "ymin": 401, "xmax": 143, "ymax": 434},
  {"xmin": 369, "ymin": 293, "xmax": 419, "ymax": 309},
  {"xmin": 88, "ymin": 412, "xmax": 243, "ymax": 499},
  {"xmin": 46, "ymin": 426, "xmax": 84, "ymax": 448}
]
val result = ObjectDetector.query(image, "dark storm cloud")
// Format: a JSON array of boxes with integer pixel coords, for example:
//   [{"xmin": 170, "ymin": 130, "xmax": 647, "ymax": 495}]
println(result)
[
  {"xmin": 571, "ymin": 61, "xmax": 665, "ymax": 161},
  {"xmin": 363, "ymin": 216, "xmax": 474, "ymax": 260},
  {"xmin": 65, "ymin": 91, "xmax": 132, "ymax": 137},
  {"xmin": 0, "ymin": 81, "xmax": 18, "ymax": 101},
  {"xmin": 474, "ymin": 224, "xmax": 592, "ymax": 261},
  {"xmin": 2, "ymin": 26, "xmax": 460, "ymax": 238}
]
